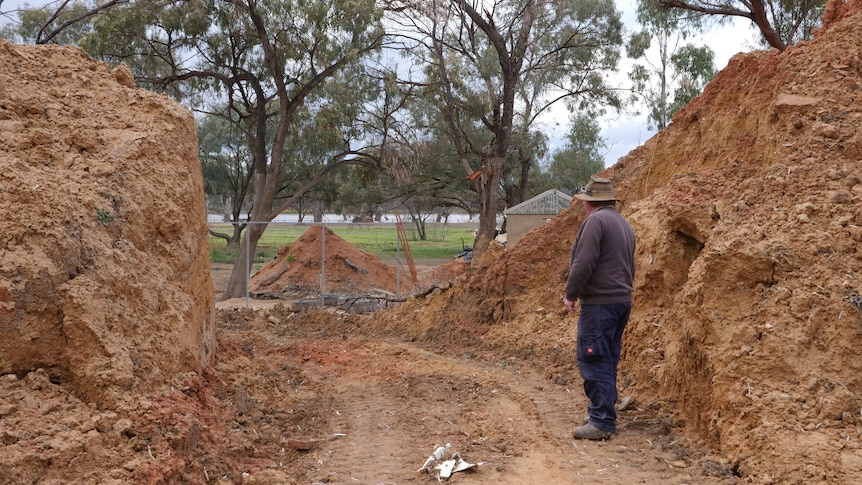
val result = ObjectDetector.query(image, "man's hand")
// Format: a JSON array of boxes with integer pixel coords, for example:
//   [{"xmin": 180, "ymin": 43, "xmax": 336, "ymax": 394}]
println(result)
[{"xmin": 563, "ymin": 297, "xmax": 578, "ymax": 313}]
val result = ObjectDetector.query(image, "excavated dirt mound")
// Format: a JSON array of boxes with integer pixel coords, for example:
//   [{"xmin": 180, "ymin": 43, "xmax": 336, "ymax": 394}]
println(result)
[
  {"xmin": 0, "ymin": 40, "xmax": 215, "ymax": 407},
  {"xmin": 0, "ymin": 41, "xmax": 216, "ymax": 482},
  {"xmin": 249, "ymin": 226, "xmax": 468, "ymax": 302},
  {"xmin": 250, "ymin": 226, "xmax": 409, "ymax": 298}
]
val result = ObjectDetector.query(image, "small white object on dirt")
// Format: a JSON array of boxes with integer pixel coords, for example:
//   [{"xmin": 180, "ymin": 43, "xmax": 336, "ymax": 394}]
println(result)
[
  {"xmin": 437, "ymin": 458, "xmax": 456, "ymax": 478},
  {"xmin": 452, "ymin": 454, "xmax": 478, "ymax": 473},
  {"xmin": 438, "ymin": 452, "xmax": 478, "ymax": 478},
  {"xmin": 419, "ymin": 444, "xmax": 481, "ymax": 480},
  {"xmin": 418, "ymin": 443, "xmax": 451, "ymax": 472}
]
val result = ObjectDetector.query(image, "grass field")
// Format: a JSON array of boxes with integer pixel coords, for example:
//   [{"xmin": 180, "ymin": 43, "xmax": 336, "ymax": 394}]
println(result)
[{"xmin": 208, "ymin": 222, "xmax": 478, "ymax": 266}]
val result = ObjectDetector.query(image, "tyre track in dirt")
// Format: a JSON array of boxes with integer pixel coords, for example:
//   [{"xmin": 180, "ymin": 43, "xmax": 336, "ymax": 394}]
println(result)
[
  {"xmin": 498, "ymin": 365, "xmax": 730, "ymax": 483},
  {"xmin": 286, "ymin": 335, "xmax": 730, "ymax": 484},
  {"xmin": 311, "ymin": 380, "xmax": 409, "ymax": 484}
]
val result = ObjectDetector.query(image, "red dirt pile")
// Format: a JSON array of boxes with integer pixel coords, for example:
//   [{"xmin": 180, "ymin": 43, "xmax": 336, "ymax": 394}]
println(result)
[
  {"xmin": 0, "ymin": 40, "xmax": 215, "ymax": 479},
  {"xmin": 249, "ymin": 225, "xmax": 468, "ymax": 301},
  {"xmin": 372, "ymin": 0, "xmax": 862, "ymax": 481},
  {"xmin": 249, "ymin": 226, "xmax": 410, "ymax": 298}
]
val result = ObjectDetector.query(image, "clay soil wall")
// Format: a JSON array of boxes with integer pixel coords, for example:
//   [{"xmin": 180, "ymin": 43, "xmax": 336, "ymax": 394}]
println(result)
[{"xmin": 0, "ymin": 41, "xmax": 216, "ymax": 407}]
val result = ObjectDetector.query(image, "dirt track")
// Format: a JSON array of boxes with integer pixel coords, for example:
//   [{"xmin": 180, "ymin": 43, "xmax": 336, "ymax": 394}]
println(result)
[
  {"xmin": 209, "ymin": 265, "xmax": 735, "ymax": 484},
  {"xmin": 208, "ymin": 303, "xmax": 734, "ymax": 484}
]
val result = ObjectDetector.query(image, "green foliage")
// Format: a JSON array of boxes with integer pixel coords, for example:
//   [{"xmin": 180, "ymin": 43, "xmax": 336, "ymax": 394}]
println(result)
[
  {"xmin": 197, "ymin": 113, "xmax": 253, "ymax": 209},
  {"xmin": 503, "ymin": 128, "xmax": 551, "ymax": 206},
  {"xmin": 669, "ymin": 45, "xmax": 716, "ymax": 114},
  {"xmin": 331, "ymin": 164, "xmax": 388, "ymax": 220},
  {"xmin": 7, "ymin": 1, "xmax": 96, "ymax": 44},
  {"xmin": 548, "ymin": 114, "xmax": 607, "ymax": 194},
  {"xmin": 765, "ymin": 0, "xmax": 826, "ymax": 46},
  {"xmin": 207, "ymin": 222, "xmax": 477, "ymax": 264},
  {"xmin": 656, "ymin": 0, "xmax": 826, "ymax": 51},
  {"xmin": 627, "ymin": 1, "xmax": 716, "ymax": 130}
]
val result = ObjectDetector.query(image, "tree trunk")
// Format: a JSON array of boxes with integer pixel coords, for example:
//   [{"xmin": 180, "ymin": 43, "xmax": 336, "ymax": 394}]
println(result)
[
  {"xmin": 221, "ymin": 223, "xmax": 264, "ymax": 300},
  {"xmin": 223, "ymin": 196, "xmax": 231, "ymax": 222},
  {"xmin": 228, "ymin": 223, "xmax": 243, "ymax": 249},
  {"xmin": 472, "ymin": 154, "xmax": 504, "ymax": 262},
  {"xmin": 749, "ymin": 0, "xmax": 787, "ymax": 51},
  {"xmin": 411, "ymin": 217, "xmax": 427, "ymax": 241},
  {"xmin": 518, "ymin": 156, "xmax": 530, "ymax": 203}
]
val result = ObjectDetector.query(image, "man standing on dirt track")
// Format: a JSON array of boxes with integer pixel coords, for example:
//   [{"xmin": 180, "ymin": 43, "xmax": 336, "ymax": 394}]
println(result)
[{"xmin": 563, "ymin": 175, "xmax": 636, "ymax": 441}]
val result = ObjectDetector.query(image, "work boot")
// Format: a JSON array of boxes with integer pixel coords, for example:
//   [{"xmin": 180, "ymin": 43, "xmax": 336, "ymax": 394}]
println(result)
[{"xmin": 573, "ymin": 423, "xmax": 611, "ymax": 441}]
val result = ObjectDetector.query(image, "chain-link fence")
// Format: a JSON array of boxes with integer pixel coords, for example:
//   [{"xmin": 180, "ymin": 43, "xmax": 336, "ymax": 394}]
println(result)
[{"xmin": 208, "ymin": 220, "xmax": 475, "ymax": 310}]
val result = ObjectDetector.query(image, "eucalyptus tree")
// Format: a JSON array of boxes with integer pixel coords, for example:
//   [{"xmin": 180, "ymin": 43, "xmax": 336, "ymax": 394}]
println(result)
[
  {"xmin": 334, "ymin": 135, "xmax": 473, "ymax": 240},
  {"xmin": 197, "ymin": 111, "xmax": 254, "ymax": 246},
  {"xmin": 656, "ymin": 0, "xmax": 826, "ymax": 50},
  {"xmin": 503, "ymin": 128, "xmax": 549, "ymax": 208},
  {"xmin": 330, "ymin": 163, "xmax": 389, "ymax": 221},
  {"xmin": 627, "ymin": 2, "xmax": 716, "ymax": 130},
  {"xmin": 667, "ymin": 44, "xmax": 717, "ymax": 113},
  {"xmin": 2, "ymin": 0, "xmax": 127, "ymax": 45},
  {"xmin": 548, "ymin": 113, "xmax": 607, "ymax": 195},
  {"xmin": 385, "ymin": 0, "xmax": 623, "ymax": 260},
  {"xmin": 355, "ymin": 65, "xmax": 480, "ymax": 238},
  {"xmin": 395, "ymin": 134, "xmax": 483, "ymax": 226},
  {"xmin": 390, "ymin": 138, "xmax": 473, "ymax": 240},
  {"xmin": 61, "ymin": 0, "xmax": 387, "ymax": 299}
]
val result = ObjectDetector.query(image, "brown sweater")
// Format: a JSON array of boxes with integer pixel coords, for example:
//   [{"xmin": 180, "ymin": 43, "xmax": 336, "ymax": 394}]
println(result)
[{"xmin": 565, "ymin": 206, "xmax": 635, "ymax": 304}]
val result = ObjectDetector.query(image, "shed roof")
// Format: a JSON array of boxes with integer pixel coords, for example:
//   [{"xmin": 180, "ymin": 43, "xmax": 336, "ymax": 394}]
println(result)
[{"xmin": 503, "ymin": 189, "xmax": 573, "ymax": 215}]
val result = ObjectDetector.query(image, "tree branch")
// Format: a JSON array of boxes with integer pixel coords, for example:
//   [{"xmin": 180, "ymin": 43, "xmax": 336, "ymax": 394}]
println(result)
[
  {"xmin": 37, "ymin": 0, "xmax": 131, "ymax": 45},
  {"xmin": 659, "ymin": 0, "xmax": 787, "ymax": 50}
]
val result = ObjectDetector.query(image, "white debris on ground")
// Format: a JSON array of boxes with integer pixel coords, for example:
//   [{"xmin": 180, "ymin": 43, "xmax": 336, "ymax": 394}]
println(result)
[{"xmin": 418, "ymin": 443, "xmax": 481, "ymax": 481}]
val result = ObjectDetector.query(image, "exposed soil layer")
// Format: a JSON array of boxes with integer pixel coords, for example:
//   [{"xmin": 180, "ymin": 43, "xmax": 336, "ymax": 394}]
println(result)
[
  {"xmin": 0, "ymin": 40, "xmax": 215, "ymax": 410},
  {"xmin": 3, "ymin": 1, "xmax": 862, "ymax": 483}
]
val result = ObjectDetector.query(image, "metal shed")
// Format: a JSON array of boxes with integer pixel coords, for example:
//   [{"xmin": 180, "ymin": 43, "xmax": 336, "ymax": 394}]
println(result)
[{"xmin": 503, "ymin": 189, "xmax": 573, "ymax": 246}]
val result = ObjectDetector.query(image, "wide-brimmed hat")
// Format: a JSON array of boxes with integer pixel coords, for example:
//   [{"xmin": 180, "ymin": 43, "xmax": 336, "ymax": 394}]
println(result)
[{"xmin": 574, "ymin": 175, "xmax": 616, "ymax": 202}]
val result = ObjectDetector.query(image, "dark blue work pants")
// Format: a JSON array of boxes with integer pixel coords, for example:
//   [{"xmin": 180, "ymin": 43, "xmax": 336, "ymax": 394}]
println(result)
[{"xmin": 577, "ymin": 302, "xmax": 631, "ymax": 433}]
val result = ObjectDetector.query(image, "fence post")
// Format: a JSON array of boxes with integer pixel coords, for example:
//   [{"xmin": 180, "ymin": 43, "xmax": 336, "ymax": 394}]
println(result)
[
  {"xmin": 245, "ymin": 224, "xmax": 250, "ymax": 309},
  {"xmin": 396, "ymin": 235, "xmax": 401, "ymax": 298},
  {"xmin": 320, "ymin": 222, "xmax": 326, "ymax": 309}
]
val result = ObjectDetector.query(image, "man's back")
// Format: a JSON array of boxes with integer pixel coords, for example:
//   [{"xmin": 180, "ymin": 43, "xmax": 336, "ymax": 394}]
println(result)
[{"xmin": 566, "ymin": 206, "xmax": 635, "ymax": 305}]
